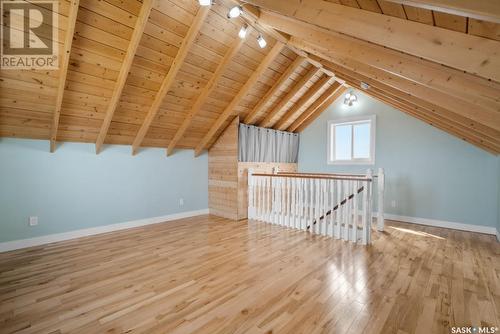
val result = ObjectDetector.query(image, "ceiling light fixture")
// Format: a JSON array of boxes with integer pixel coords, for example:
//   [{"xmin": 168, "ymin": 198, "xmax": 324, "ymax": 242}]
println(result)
[
  {"xmin": 227, "ymin": 6, "xmax": 242, "ymax": 18},
  {"xmin": 238, "ymin": 25, "xmax": 248, "ymax": 39},
  {"xmin": 198, "ymin": 0, "xmax": 211, "ymax": 5},
  {"xmin": 344, "ymin": 91, "xmax": 357, "ymax": 106},
  {"xmin": 257, "ymin": 35, "xmax": 267, "ymax": 48}
]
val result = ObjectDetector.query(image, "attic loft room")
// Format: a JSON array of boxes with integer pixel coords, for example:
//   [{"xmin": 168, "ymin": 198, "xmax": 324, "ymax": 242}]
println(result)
[{"xmin": 1, "ymin": 0, "xmax": 500, "ymax": 332}]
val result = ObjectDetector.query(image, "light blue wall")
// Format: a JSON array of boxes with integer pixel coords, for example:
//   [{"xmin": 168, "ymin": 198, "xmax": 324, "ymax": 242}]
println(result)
[
  {"xmin": 0, "ymin": 139, "xmax": 208, "ymax": 242},
  {"xmin": 298, "ymin": 90, "xmax": 499, "ymax": 228},
  {"xmin": 498, "ymin": 157, "xmax": 500, "ymax": 234}
]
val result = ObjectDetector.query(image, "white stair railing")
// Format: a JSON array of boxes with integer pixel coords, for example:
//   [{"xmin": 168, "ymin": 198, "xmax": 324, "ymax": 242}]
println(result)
[{"xmin": 247, "ymin": 170, "xmax": 380, "ymax": 245}]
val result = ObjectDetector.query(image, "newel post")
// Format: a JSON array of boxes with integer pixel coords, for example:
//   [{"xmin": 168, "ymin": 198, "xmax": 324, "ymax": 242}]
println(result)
[
  {"xmin": 365, "ymin": 169, "xmax": 373, "ymax": 244},
  {"xmin": 377, "ymin": 168, "xmax": 385, "ymax": 231}
]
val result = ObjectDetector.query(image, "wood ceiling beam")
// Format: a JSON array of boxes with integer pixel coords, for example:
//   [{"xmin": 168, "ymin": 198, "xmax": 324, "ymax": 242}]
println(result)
[
  {"xmin": 49, "ymin": 0, "xmax": 80, "ymax": 153},
  {"xmin": 260, "ymin": 10, "xmax": 500, "ymax": 116},
  {"xmin": 167, "ymin": 30, "xmax": 248, "ymax": 156},
  {"xmin": 274, "ymin": 74, "xmax": 332, "ymax": 130},
  {"xmin": 326, "ymin": 63, "xmax": 500, "ymax": 153},
  {"xmin": 95, "ymin": 0, "xmax": 153, "ymax": 154},
  {"xmin": 295, "ymin": 86, "xmax": 347, "ymax": 133},
  {"xmin": 131, "ymin": 6, "xmax": 210, "ymax": 156},
  {"xmin": 252, "ymin": 11, "xmax": 500, "ymax": 135},
  {"xmin": 304, "ymin": 48, "xmax": 500, "ymax": 140},
  {"xmin": 243, "ymin": 55, "xmax": 306, "ymax": 125},
  {"xmin": 243, "ymin": 0, "xmax": 500, "ymax": 82},
  {"xmin": 365, "ymin": 86, "xmax": 499, "ymax": 155},
  {"xmin": 335, "ymin": 68, "xmax": 499, "ymax": 154},
  {"xmin": 300, "ymin": 40, "xmax": 500, "ymax": 133},
  {"xmin": 288, "ymin": 81, "xmax": 342, "ymax": 132},
  {"xmin": 194, "ymin": 41, "xmax": 285, "ymax": 156},
  {"xmin": 384, "ymin": 0, "xmax": 500, "ymax": 24},
  {"xmin": 259, "ymin": 66, "xmax": 320, "ymax": 128}
]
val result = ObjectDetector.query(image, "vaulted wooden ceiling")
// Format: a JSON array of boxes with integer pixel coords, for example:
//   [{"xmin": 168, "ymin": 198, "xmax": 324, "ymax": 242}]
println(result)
[{"xmin": 1, "ymin": 0, "xmax": 499, "ymax": 155}]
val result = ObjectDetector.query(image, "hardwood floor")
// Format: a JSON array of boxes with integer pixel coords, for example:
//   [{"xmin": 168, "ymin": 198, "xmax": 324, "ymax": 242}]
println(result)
[{"xmin": 0, "ymin": 215, "xmax": 499, "ymax": 334}]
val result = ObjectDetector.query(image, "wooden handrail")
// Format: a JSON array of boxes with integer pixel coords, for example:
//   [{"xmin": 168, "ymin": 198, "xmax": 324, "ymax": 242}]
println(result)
[
  {"xmin": 251, "ymin": 173, "xmax": 372, "ymax": 182},
  {"xmin": 277, "ymin": 171, "xmax": 379, "ymax": 178}
]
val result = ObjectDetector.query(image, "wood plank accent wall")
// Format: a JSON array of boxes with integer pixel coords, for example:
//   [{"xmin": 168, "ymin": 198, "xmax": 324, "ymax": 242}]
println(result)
[
  {"xmin": 208, "ymin": 117, "xmax": 240, "ymax": 220},
  {"xmin": 208, "ymin": 117, "xmax": 298, "ymax": 220}
]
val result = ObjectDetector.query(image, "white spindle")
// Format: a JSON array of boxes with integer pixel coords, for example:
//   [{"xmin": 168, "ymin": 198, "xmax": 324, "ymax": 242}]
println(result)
[
  {"xmin": 366, "ymin": 169, "xmax": 373, "ymax": 244},
  {"xmin": 344, "ymin": 181, "xmax": 354, "ymax": 240},
  {"xmin": 298, "ymin": 178, "xmax": 302, "ymax": 229},
  {"xmin": 265, "ymin": 176, "xmax": 270, "ymax": 223},
  {"xmin": 377, "ymin": 167, "xmax": 385, "ymax": 231},
  {"xmin": 308, "ymin": 178, "xmax": 313, "ymax": 229},
  {"xmin": 274, "ymin": 177, "xmax": 278, "ymax": 225},
  {"xmin": 290, "ymin": 178, "xmax": 295, "ymax": 228},
  {"xmin": 329, "ymin": 180, "xmax": 335, "ymax": 237},
  {"xmin": 340, "ymin": 180, "xmax": 346, "ymax": 240},
  {"xmin": 334, "ymin": 180, "xmax": 341, "ymax": 238},
  {"xmin": 300, "ymin": 178, "xmax": 306, "ymax": 230},
  {"xmin": 352, "ymin": 180, "xmax": 359, "ymax": 242},
  {"xmin": 361, "ymin": 179, "xmax": 368, "ymax": 245}
]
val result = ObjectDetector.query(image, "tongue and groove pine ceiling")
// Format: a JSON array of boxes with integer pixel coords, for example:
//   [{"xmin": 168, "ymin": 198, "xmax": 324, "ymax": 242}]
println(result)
[{"xmin": 1, "ymin": 0, "xmax": 499, "ymax": 155}]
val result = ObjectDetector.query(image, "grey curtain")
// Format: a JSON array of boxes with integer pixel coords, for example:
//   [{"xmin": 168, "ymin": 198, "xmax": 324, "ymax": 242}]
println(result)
[{"xmin": 238, "ymin": 124, "xmax": 299, "ymax": 163}]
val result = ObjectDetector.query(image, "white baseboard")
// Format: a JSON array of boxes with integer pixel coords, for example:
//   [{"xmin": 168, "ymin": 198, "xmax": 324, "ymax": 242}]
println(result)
[
  {"xmin": 0, "ymin": 209, "xmax": 209, "ymax": 253},
  {"xmin": 381, "ymin": 213, "xmax": 497, "ymax": 235}
]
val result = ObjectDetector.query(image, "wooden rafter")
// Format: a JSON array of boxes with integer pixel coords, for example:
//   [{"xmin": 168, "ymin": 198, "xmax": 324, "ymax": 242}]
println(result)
[
  {"xmin": 250, "ymin": 9, "xmax": 500, "ymax": 151},
  {"xmin": 259, "ymin": 66, "xmax": 320, "ymax": 128},
  {"xmin": 295, "ymin": 86, "xmax": 347, "ymax": 133},
  {"xmin": 243, "ymin": 55, "xmax": 305, "ymax": 125},
  {"xmin": 297, "ymin": 40, "xmax": 500, "ymax": 132},
  {"xmin": 385, "ymin": 0, "xmax": 500, "ymax": 24},
  {"xmin": 167, "ymin": 30, "xmax": 248, "ymax": 156},
  {"xmin": 194, "ymin": 41, "xmax": 285, "ymax": 156},
  {"xmin": 95, "ymin": 0, "xmax": 153, "ymax": 154},
  {"xmin": 49, "ymin": 0, "xmax": 80, "ymax": 153},
  {"xmin": 243, "ymin": 0, "xmax": 500, "ymax": 82},
  {"xmin": 364, "ymin": 86, "xmax": 500, "ymax": 155},
  {"xmin": 260, "ymin": 10, "xmax": 500, "ymax": 116},
  {"xmin": 287, "ymin": 82, "xmax": 342, "ymax": 132},
  {"xmin": 274, "ymin": 74, "xmax": 332, "ymax": 130},
  {"xmin": 305, "ymin": 50, "xmax": 500, "ymax": 142},
  {"xmin": 322, "ymin": 61, "xmax": 500, "ymax": 153},
  {"xmin": 131, "ymin": 6, "xmax": 210, "ymax": 155}
]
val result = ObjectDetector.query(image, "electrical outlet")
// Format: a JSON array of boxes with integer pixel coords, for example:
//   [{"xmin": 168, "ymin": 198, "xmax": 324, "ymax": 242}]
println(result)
[
  {"xmin": 29, "ymin": 216, "xmax": 38, "ymax": 226},
  {"xmin": 391, "ymin": 200, "xmax": 396, "ymax": 208},
  {"xmin": 179, "ymin": 198, "xmax": 184, "ymax": 206}
]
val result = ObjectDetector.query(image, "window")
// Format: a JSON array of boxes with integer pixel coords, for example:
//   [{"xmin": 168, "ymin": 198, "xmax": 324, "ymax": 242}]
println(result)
[{"xmin": 327, "ymin": 116, "xmax": 375, "ymax": 165}]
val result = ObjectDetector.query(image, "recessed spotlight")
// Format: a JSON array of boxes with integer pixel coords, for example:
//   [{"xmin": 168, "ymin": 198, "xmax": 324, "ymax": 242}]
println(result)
[
  {"xmin": 238, "ymin": 25, "xmax": 248, "ymax": 39},
  {"xmin": 257, "ymin": 35, "xmax": 267, "ymax": 48},
  {"xmin": 198, "ymin": 0, "xmax": 211, "ymax": 6},
  {"xmin": 227, "ymin": 6, "xmax": 242, "ymax": 18},
  {"xmin": 360, "ymin": 81, "xmax": 370, "ymax": 90}
]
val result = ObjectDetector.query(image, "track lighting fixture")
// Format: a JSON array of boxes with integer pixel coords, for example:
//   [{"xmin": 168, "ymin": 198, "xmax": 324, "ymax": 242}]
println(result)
[
  {"xmin": 227, "ymin": 6, "xmax": 242, "ymax": 18},
  {"xmin": 257, "ymin": 34, "xmax": 267, "ymax": 48}
]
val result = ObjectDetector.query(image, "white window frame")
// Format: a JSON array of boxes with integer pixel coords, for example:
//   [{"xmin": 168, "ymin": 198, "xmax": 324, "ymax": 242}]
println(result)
[{"xmin": 327, "ymin": 115, "xmax": 376, "ymax": 165}]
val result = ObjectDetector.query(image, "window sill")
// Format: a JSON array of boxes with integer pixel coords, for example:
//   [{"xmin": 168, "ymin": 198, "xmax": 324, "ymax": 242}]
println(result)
[{"xmin": 327, "ymin": 160, "xmax": 375, "ymax": 166}]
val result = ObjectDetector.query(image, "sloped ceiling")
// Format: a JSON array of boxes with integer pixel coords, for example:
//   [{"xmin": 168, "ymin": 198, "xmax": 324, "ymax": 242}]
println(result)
[{"xmin": 1, "ymin": 0, "xmax": 499, "ymax": 155}]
